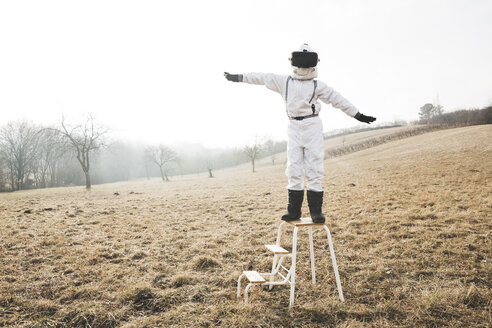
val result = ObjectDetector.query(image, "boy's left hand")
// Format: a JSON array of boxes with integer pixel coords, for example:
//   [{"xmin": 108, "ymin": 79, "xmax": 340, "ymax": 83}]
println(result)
[{"xmin": 224, "ymin": 72, "xmax": 243, "ymax": 82}]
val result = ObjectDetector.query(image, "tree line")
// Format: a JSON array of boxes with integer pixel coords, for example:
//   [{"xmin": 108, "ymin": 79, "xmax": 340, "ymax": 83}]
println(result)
[
  {"xmin": 0, "ymin": 115, "xmax": 287, "ymax": 192},
  {"xmin": 418, "ymin": 104, "xmax": 491, "ymax": 125},
  {"xmin": 1, "ymin": 106, "xmax": 490, "ymax": 192}
]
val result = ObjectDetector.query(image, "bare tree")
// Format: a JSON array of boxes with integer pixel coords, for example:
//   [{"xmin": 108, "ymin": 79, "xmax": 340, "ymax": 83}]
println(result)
[
  {"xmin": 433, "ymin": 94, "xmax": 444, "ymax": 117},
  {"xmin": 0, "ymin": 121, "xmax": 40, "ymax": 190},
  {"xmin": 57, "ymin": 114, "xmax": 108, "ymax": 190},
  {"xmin": 0, "ymin": 158, "xmax": 6, "ymax": 191},
  {"xmin": 264, "ymin": 139, "xmax": 278, "ymax": 166},
  {"xmin": 48, "ymin": 138, "xmax": 70, "ymax": 187},
  {"xmin": 419, "ymin": 103, "xmax": 442, "ymax": 124},
  {"xmin": 29, "ymin": 128, "xmax": 66, "ymax": 188},
  {"xmin": 0, "ymin": 141, "xmax": 13, "ymax": 191},
  {"xmin": 142, "ymin": 150, "xmax": 154, "ymax": 180},
  {"xmin": 243, "ymin": 136, "xmax": 263, "ymax": 173},
  {"xmin": 146, "ymin": 145, "xmax": 177, "ymax": 181},
  {"xmin": 206, "ymin": 157, "xmax": 214, "ymax": 178}
]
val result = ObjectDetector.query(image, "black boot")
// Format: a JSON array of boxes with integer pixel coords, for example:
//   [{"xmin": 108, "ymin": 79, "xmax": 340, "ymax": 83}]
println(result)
[
  {"xmin": 307, "ymin": 190, "xmax": 325, "ymax": 223},
  {"xmin": 281, "ymin": 189, "xmax": 303, "ymax": 221}
]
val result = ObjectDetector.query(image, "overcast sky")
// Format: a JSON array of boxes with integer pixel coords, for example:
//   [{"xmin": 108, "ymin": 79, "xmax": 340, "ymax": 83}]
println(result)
[{"xmin": 1, "ymin": 0, "xmax": 491, "ymax": 148}]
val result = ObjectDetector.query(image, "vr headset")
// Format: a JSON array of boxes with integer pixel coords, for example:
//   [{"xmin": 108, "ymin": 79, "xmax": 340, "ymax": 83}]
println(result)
[{"xmin": 290, "ymin": 51, "xmax": 319, "ymax": 68}]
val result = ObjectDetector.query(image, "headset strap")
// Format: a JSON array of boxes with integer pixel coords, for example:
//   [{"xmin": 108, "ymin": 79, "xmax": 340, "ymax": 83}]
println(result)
[
  {"xmin": 309, "ymin": 80, "xmax": 317, "ymax": 114},
  {"xmin": 309, "ymin": 80, "xmax": 318, "ymax": 104},
  {"xmin": 284, "ymin": 76, "xmax": 292, "ymax": 102}
]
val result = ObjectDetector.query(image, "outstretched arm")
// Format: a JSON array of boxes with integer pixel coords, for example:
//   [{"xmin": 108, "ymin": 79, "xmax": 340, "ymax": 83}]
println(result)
[
  {"xmin": 224, "ymin": 72, "xmax": 287, "ymax": 95},
  {"xmin": 318, "ymin": 82, "xmax": 376, "ymax": 124}
]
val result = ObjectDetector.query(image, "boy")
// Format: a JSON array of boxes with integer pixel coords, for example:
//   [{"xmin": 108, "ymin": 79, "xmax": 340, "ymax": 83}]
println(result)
[{"xmin": 224, "ymin": 44, "xmax": 376, "ymax": 223}]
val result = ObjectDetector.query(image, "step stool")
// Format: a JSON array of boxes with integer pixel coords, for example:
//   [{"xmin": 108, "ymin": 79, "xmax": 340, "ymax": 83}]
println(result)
[
  {"xmin": 237, "ymin": 244, "xmax": 294, "ymax": 304},
  {"xmin": 237, "ymin": 217, "xmax": 344, "ymax": 307}
]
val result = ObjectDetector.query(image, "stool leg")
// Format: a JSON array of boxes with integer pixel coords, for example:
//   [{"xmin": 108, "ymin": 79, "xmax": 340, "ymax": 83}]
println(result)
[
  {"xmin": 245, "ymin": 283, "xmax": 253, "ymax": 304},
  {"xmin": 289, "ymin": 226, "xmax": 299, "ymax": 307},
  {"xmin": 271, "ymin": 222, "xmax": 285, "ymax": 291},
  {"xmin": 237, "ymin": 273, "xmax": 244, "ymax": 298},
  {"xmin": 323, "ymin": 225, "xmax": 344, "ymax": 302},
  {"xmin": 308, "ymin": 226, "xmax": 316, "ymax": 284},
  {"xmin": 276, "ymin": 222, "xmax": 285, "ymax": 246},
  {"xmin": 269, "ymin": 254, "xmax": 278, "ymax": 290}
]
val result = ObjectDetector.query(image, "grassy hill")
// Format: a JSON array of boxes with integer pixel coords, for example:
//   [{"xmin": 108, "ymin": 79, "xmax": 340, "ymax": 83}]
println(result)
[
  {"xmin": 0, "ymin": 125, "xmax": 490, "ymax": 327},
  {"xmin": 235, "ymin": 125, "xmax": 424, "ymax": 171}
]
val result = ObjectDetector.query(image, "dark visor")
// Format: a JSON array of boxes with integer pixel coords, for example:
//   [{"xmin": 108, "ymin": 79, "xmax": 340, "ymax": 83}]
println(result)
[{"xmin": 291, "ymin": 51, "xmax": 318, "ymax": 68}]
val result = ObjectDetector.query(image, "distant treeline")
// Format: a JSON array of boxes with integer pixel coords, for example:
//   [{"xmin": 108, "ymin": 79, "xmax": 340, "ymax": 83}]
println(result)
[
  {"xmin": 325, "ymin": 106, "xmax": 491, "ymax": 159},
  {"xmin": 0, "ymin": 107, "xmax": 490, "ymax": 192},
  {"xmin": 0, "ymin": 119, "xmax": 286, "ymax": 192},
  {"xmin": 424, "ymin": 106, "xmax": 492, "ymax": 125}
]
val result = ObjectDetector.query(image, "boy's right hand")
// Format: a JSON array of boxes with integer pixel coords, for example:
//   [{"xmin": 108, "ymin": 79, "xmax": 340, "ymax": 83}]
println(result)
[
  {"xmin": 355, "ymin": 112, "xmax": 376, "ymax": 124},
  {"xmin": 224, "ymin": 72, "xmax": 243, "ymax": 82}
]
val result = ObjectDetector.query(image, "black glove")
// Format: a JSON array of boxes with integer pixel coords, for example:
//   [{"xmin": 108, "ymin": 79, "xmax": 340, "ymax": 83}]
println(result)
[
  {"xmin": 355, "ymin": 112, "xmax": 376, "ymax": 124},
  {"xmin": 224, "ymin": 72, "xmax": 243, "ymax": 82}
]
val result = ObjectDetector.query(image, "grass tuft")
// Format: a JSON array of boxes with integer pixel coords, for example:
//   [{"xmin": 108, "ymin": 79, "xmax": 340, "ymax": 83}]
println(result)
[
  {"xmin": 122, "ymin": 286, "xmax": 161, "ymax": 312},
  {"xmin": 171, "ymin": 274, "xmax": 195, "ymax": 287},
  {"xmin": 192, "ymin": 256, "xmax": 221, "ymax": 270},
  {"xmin": 131, "ymin": 251, "xmax": 147, "ymax": 260},
  {"xmin": 61, "ymin": 306, "xmax": 119, "ymax": 328},
  {"xmin": 463, "ymin": 285, "xmax": 489, "ymax": 308}
]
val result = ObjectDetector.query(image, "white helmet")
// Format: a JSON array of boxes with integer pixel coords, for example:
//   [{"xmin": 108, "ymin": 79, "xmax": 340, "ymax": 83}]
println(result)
[{"xmin": 298, "ymin": 43, "xmax": 316, "ymax": 54}]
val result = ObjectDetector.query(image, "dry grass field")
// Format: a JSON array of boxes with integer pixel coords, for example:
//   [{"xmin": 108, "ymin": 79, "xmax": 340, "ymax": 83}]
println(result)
[{"xmin": 1, "ymin": 125, "xmax": 491, "ymax": 327}]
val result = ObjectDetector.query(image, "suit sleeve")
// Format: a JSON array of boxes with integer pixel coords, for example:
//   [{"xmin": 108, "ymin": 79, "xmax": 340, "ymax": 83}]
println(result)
[
  {"xmin": 242, "ymin": 73, "xmax": 287, "ymax": 95},
  {"xmin": 317, "ymin": 81, "xmax": 359, "ymax": 117}
]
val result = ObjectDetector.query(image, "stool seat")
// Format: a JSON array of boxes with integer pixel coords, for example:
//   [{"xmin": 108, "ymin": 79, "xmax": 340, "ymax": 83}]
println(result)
[
  {"xmin": 265, "ymin": 244, "xmax": 289, "ymax": 254},
  {"xmin": 286, "ymin": 217, "xmax": 327, "ymax": 226}
]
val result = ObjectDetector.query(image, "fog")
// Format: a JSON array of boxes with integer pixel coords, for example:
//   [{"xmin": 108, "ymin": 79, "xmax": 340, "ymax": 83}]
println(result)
[{"xmin": 1, "ymin": 0, "xmax": 491, "ymax": 148}]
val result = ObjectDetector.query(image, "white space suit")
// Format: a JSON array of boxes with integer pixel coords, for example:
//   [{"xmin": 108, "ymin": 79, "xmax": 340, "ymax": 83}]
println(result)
[
  {"xmin": 225, "ymin": 43, "xmax": 375, "ymax": 223},
  {"xmin": 241, "ymin": 72, "xmax": 359, "ymax": 191}
]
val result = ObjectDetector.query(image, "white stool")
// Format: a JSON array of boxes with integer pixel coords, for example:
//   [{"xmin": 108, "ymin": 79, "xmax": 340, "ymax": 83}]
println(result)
[{"xmin": 237, "ymin": 217, "xmax": 344, "ymax": 307}]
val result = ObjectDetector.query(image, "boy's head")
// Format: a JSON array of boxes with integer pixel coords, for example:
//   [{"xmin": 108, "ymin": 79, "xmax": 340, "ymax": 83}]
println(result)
[
  {"xmin": 290, "ymin": 43, "xmax": 319, "ymax": 80},
  {"xmin": 291, "ymin": 43, "xmax": 319, "ymax": 68}
]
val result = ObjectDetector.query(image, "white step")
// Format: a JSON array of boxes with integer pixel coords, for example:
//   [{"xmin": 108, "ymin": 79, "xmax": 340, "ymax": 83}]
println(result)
[
  {"xmin": 265, "ymin": 244, "xmax": 290, "ymax": 254},
  {"xmin": 243, "ymin": 271, "xmax": 266, "ymax": 284}
]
